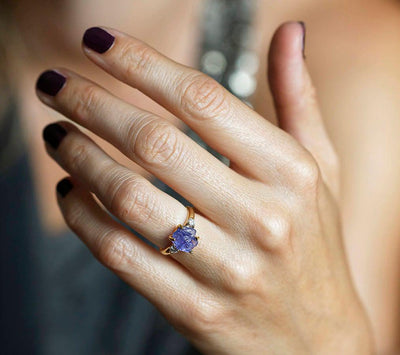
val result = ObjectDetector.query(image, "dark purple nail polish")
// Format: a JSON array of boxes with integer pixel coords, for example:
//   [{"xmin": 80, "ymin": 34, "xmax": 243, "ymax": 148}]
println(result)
[
  {"xmin": 83, "ymin": 27, "xmax": 115, "ymax": 54},
  {"xmin": 43, "ymin": 123, "xmax": 67, "ymax": 149},
  {"xmin": 57, "ymin": 178, "xmax": 73, "ymax": 198},
  {"xmin": 36, "ymin": 70, "xmax": 66, "ymax": 96},
  {"xmin": 298, "ymin": 21, "xmax": 306, "ymax": 59}
]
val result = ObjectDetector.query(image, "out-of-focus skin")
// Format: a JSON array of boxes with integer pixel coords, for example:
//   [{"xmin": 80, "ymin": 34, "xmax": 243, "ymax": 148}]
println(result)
[{"xmin": 2, "ymin": 0, "xmax": 400, "ymax": 353}]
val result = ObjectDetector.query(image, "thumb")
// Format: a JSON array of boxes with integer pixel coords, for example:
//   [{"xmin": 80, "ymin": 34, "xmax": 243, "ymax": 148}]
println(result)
[{"xmin": 268, "ymin": 21, "xmax": 340, "ymax": 198}]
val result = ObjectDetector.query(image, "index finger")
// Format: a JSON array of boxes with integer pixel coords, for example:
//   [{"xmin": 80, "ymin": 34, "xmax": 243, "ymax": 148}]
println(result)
[{"xmin": 81, "ymin": 26, "xmax": 301, "ymax": 183}]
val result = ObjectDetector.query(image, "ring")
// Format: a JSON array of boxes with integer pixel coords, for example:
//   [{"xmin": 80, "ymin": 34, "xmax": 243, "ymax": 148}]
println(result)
[{"xmin": 160, "ymin": 206, "xmax": 199, "ymax": 255}]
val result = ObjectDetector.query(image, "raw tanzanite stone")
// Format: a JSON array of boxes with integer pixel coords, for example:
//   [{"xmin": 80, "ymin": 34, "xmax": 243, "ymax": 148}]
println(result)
[{"xmin": 172, "ymin": 226, "xmax": 198, "ymax": 253}]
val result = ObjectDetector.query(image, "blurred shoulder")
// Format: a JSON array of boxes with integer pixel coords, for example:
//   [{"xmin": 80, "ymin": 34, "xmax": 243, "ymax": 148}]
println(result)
[
  {"xmin": 253, "ymin": 0, "xmax": 400, "ymax": 119},
  {"xmin": 303, "ymin": 0, "xmax": 400, "ymax": 153},
  {"xmin": 304, "ymin": 0, "xmax": 400, "ymax": 112},
  {"xmin": 253, "ymin": 0, "xmax": 400, "ymax": 170},
  {"xmin": 306, "ymin": 0, "xmax": 400, "ymax": 76}
]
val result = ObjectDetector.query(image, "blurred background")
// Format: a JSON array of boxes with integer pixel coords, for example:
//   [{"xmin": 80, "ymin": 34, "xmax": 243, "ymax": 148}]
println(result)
[{"xmin": 1, "ymin": 0, "xmax": 400, "ymax": 354}]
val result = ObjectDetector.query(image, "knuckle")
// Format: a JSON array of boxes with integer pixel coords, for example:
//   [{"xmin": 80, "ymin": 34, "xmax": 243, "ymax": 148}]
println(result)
[
  {"xmin": 71, "ymin": 83, "xmax": 101, "ymax": 121},
  {"xmin": 291, "ymin": 155, "xmax": 320, "ymax": 191},
  {"xmin": 119, "ymin": 41, "xmax": 155, "ymax": 79},
  {"xmin": 222, "ymin": 259, "xmax": 265, "ymax": 296},
  {"xmin": 124, "ymin": 112, "xmax": 155, "ymax": 154},
  {"xmin": 65, "ymin": 143, "xmax": 91, "ymax": 173},
  {"xmin": 179, "ymin": 73, "xmax": 230, "ymax": 120},
  {"xmin": 95, "ymin": 230, "xmax": 136, "ymax": 272},
  {"xmin": 133, "ymin": 120, "xmax": 183, "ymax": 168},
  {"xmin": 64, "ymin": 203, "xmax": 85, "ymax": 232},
  {"xmin": 107, "ymin": 174, "xmax": 156, "ymax": 225},
  {"xmin": 247, "ymin": 204, "xmax": 292, "ymax": 253},
  {"xmin": 185, "ymin": 297, "xmax": 226, "ymax": 335}
]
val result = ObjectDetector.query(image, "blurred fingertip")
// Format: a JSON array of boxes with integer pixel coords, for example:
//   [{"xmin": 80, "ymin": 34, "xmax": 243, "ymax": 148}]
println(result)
[
  {"xmin": 297, "ymin": 21, "xmax": 306, "ymax": 59},
  {"xmin": 269, "ymin": 21, "xmax": 306, "ymax": 59},
  {"xmin": 57, "ymin": 177, "xmax": 73, "ymax": 198}
]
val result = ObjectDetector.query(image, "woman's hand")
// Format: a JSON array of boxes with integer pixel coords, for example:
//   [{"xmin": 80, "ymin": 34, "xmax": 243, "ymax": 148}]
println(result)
[{"xmin": 36, "ymin": 22, "xmax": 373, "ymax": 354}]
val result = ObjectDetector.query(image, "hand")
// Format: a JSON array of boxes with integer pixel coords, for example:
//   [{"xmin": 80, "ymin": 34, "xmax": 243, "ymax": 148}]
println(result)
[{"xmin": 36, "ymin": 22, "xmax": 373, "ymax": 354}]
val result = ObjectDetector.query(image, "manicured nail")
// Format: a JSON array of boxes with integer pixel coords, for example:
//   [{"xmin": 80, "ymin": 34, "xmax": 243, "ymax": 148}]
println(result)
[
  {"xmin": 36, "ymin": 70, "xmax": 66, "ymax": 96},
  {"xmin": 298, "ymin": 21, "xmax": 306, "ymax": 59},
  {"xmin": 43, "ymin": 123, "xmax": 67, "ymax": 149},
  {"xmin": 57, "ymin": 178, "xmax": 73, "ymax": 198},
  {"xmin": 83, "ymin": 27, "xmax": 115, "ymax": 54}
]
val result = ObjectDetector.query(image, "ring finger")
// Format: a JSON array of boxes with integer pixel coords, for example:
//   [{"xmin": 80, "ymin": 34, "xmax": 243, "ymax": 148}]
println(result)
[
  {"xmin": 43, "ymin": 120, "xmax": 235, "ymax": 281},
  {"xmin": 55, "ymin": 178, "xmax": 202, "ymax": 328}
]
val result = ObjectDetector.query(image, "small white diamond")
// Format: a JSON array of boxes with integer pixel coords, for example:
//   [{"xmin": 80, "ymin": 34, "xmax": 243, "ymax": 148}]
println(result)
[
  {"xmin": 187, "ymin": 218, "xmax": 195, "ymax": 227},
  {"xmin": 169, "ymin": 245, "xmax": 178, "ymax": 254}
]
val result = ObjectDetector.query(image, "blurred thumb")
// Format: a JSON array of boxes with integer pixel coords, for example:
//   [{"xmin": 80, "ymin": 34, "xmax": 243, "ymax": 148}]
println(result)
[{"xmin": 268, "ymin": 22, "xmax": 339, "ymax": 198}]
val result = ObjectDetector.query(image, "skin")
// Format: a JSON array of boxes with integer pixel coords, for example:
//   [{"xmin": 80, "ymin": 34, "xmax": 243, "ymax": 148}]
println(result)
[
  {"xmin": 3, "ymin": 0, "xmax": 400, "ymax": 353},
  {"xmin": 36, "ymin": 23, "xmax": 373, "ymax": 354}
]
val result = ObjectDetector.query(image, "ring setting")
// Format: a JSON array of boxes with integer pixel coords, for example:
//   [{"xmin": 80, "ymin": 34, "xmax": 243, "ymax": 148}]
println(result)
[{"xmin": 161, "ymin": 206, "xmax": 199, "ymax": 255}]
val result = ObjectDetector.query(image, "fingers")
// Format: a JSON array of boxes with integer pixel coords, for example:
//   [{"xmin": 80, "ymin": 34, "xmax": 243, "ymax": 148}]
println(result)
[
  {"xmin": 80, "ymin": 26, "xmax": 302, "ymax": 184},
  {"xmin": 43, "ymin": 121, "xmax": 187, "ymax": 243},
  {"xmin": 43, "ymin": 121, "xmax": 235, "ymax": 280},
  {"xmin": 55, "ymin": 177, "xmax": 200, "ymax": 323},
  {"xmin": 36, "ymin": 69, "xmax": 245, "ymax": 223},
  {"xmin": 268, "ymin": 22, "xmax": 340, "ymax": 197}
]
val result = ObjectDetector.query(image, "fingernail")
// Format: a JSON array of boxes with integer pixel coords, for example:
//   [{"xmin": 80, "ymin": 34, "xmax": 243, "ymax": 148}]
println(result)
[
  {"xmin": 43, "ymin": 123, "xmax": 67, "ymax": 149},
  {"xmin": 36, "ymin": 70, "xmax": 66, "ymax": 96},
  {"xmin": 83, "ymin": 27, "xmax": 115, "ymax": 54},
  {"xmin": 57, "ymin": 178, "xmax": 73, "ymax": 198},
  {"xmin": 298, "ymin": 21, "xmax": 306, "ymax": 59}
]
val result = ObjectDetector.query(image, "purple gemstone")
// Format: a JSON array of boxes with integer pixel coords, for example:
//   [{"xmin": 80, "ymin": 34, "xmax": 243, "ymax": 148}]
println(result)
[{"xmin": 172, "ymin": 226, "xmax": 198, "ymax": 253}]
